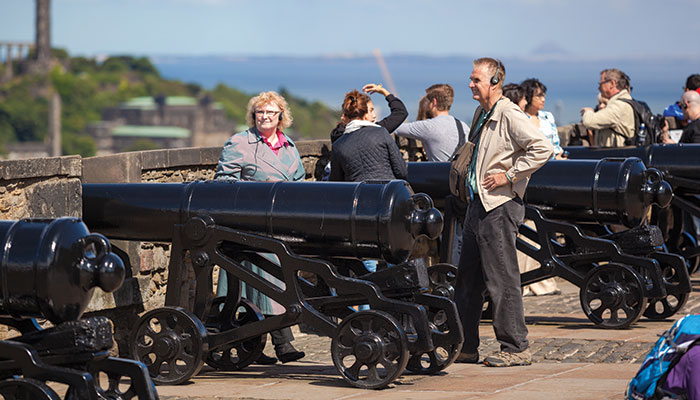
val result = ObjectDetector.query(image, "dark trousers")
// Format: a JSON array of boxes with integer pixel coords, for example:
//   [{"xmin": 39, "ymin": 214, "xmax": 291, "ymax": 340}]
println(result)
[
  {"xmin": 268, "ymin": 324, "xmax": 294, "ymax": 346},
  {"xmin": 455, "ymin": 195, "xmax": 529, "ymax": 354}
]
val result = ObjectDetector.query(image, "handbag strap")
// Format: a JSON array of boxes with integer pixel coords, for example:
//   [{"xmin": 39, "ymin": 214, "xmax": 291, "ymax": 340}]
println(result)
[{"xmin": 455, "ymin": 117, "xmax": 466, "ymax": 147}]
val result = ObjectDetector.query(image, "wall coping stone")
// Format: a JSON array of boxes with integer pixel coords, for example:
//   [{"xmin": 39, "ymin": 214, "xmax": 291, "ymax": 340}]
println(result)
[{"xmin": 1, "ymin": 155, "xmax": 81, "ymax": 180}]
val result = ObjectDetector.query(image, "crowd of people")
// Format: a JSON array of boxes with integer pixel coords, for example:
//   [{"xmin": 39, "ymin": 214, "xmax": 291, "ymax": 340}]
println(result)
[{"xmin": 211, "ymin": 59, "xmax": 700, "ymax": 372}]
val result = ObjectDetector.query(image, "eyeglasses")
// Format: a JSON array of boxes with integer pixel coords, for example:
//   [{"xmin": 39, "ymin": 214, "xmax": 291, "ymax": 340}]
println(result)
[
  {"xmin": 534, "ymin": 92, "xmax": 546, "ymax": 98},
  {"xmin": 598, "ymin": 79, "xmax": 611, "ymax": 88},
  {"xmin": 255, "ymin": 110, "xmax": 281, "ymax": 117}
]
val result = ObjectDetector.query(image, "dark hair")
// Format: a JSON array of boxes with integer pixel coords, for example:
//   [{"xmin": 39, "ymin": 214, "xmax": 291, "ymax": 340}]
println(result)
[
  {"xmin": 425, "ymin": 84, "xmax": 454, "ymax": 111},
  {"xmin": 686, "ymin": 74, "xmax": 700, "ymax": 91},
  {"xmin": 417, "ymin": 95, "xmax": 435, "ymax": 120},
  {"xmin": 341, "ymin": 89, "xmax": 371, "ymax": 122},
  {"xmin": 502, "ymin": 83, "xmax": 524, "ymax": 105},
  {"xmin": 601, "ymin": 68, "xmax": 630, "ymax": 91},
  {"xmin": 520, "ymin": 78, "xmax": 547, "ymax": 108}
]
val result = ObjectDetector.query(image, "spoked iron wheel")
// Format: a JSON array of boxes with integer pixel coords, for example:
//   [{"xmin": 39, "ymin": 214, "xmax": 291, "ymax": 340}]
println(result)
[
  {"xmin": 405, "ymin": 321, "xmax": 461, "ymax": 375},
  {"xmin": 427, "ymin": 264, "xmax": 457, "ymax": 300},
  {"xmin": 331, "ymin": 310, "xmax": 409, "ymax": 389},
  {"xmin": 130, "ymin": 307, "xmax": 208, "ymax": 385},
  {"xmin": 0, "ymin": 378, "xmax": 60, "ymax": 400},
  {"xmin": 580, "ymin": 264, "xmax": 647, "ymax": 329},
  {"xmin": 205, "ymin": 298, "xmax": 267, "ymax": 371},
  {"xmin": 679, "ymin": 231, "xmax": 700, "ymax": 275},
  {"xmin": 644, "ymin": 261, "xmax": 690, "ymax": 320}
]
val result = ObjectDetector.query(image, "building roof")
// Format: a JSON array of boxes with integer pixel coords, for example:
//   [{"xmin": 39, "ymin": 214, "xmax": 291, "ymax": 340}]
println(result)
[
  {"xmin": 120, "ymin": 96, "xmax": 223, "ymax": 110},
  {"xmin": 112, "ymin": 125, "xmax": 191, "ymax": 138}
]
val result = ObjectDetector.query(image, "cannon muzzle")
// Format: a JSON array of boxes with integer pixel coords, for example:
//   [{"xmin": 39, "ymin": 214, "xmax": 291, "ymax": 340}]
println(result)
[{"xmin": 0, "ymin": 218, "xmax": 125, "ymax": 323}]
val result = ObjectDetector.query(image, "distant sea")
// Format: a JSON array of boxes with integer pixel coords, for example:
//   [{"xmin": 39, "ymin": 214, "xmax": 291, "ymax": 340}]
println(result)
[{"xmin": 154, "ymin": 54, "xmax": 699, "ymax": 127}]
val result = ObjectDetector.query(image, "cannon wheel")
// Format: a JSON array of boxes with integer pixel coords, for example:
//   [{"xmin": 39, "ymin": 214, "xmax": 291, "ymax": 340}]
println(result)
[
  {"xmin": 205, "ymin": 298, "xmax": 267, "ymax": 371},
  {"xmin": 427, "ymin": 264, "xmax": 457, "ymax": 300},
  {"xmin": 0, "ymin": 378, "xmax": 60, "ymax": 400},
  {"xmin": 644, "ymin": 261, "xmax": 690, "ymax": 320},
  {"xmin": 405, "ymin": 319, "xmax": 460, "ymax": 375},
  {"xmin": 679, "ymin": 230, "xmax": 700, "ymax": 275},
  {"xmin": 406, "ymin": 341, "xmax": 461, "ymax": 375},
  {"xmin": 579, "ymin": 263, "xmax": 647, "ymax": 329},
  {"xmin": 331, "ymin": 310, "xmax": 409, "ymax": 389},
  {"xmin": 130, "ymin": 307, "xmax": 208, "ymax": 385}
]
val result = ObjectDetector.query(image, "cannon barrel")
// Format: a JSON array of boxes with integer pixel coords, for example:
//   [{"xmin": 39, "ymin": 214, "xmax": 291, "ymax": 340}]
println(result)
[
  {"xmin": 0, "ymin": 218, "xmax": 125, "ymax": 323},
  {"xmin": 405, "ymin": 158, "xmax": 672, "ymax": 227},
  {"xmin": 82, "ymin": 180, "xmax": 443, "ymax": 264},
  {"xmin": 565, "ymin": 144, "xmax": 700, "ymax": 184}
]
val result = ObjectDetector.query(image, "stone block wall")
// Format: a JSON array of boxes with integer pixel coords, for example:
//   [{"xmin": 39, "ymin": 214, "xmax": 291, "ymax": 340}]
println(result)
[{"xmin": 0, "ymin": 156, "xmax": 82, "ymax": 219}]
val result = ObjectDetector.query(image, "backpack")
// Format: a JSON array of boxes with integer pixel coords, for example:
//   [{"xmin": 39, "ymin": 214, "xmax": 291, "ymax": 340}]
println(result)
[
  {"xmin": 620, "ymin": 98, "xmax": 664, "ymax": 146},
  {"xmin": 627, "ymin": 314, "xmax": 700, "ymax": 400},
  {"xmin": 448, "ymin": 118, "xmax": 474, "ymax": 203}
]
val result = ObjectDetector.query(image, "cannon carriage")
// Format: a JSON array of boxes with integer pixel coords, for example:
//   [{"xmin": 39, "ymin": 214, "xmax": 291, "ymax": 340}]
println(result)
[
  {"xmin": 406, "ymin": 158, "xmax": 691, "ymax": 329},
  {"xmin": 0, "ymin": 218, "xmax": 158, "ymax": 399},
  {"xmin": 82, "ymin": 180, "xmax": 463, "ymax": 390},
  {"xmin": 565, "ymin": 144, "xmax": 700, "ymax": 274}
]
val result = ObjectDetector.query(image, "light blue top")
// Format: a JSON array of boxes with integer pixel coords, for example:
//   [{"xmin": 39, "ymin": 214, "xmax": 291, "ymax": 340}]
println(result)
[{"xmin": 536, "ymin": 110, "xmax": 562, "ymax": 158}]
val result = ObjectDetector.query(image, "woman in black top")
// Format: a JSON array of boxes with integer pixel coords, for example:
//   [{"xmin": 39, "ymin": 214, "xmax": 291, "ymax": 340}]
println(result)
[
  {"xmin": 329, "ymin": 85, "xmax": 408, "ymax": 182},
  {"xmin": 330, "ymin": 83, "xmax": 408, "ymax": 143}
]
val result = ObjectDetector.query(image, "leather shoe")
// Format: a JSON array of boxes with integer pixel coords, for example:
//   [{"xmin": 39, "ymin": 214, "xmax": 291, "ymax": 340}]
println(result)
[
  {"xmin": 255, "ymin": 353, "xmax": 278, "ymax": 365},
  {"xmin": 275, "ymin": 343, "xmax": 305, "ymax": 363},
  {"xmin": 455, "ymin": 352, "xmax": 479, "ymax": 363}
]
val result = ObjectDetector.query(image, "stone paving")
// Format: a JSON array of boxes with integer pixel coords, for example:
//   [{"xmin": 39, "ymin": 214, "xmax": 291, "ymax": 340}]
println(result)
[
  {"xmin": 285, "ymin": 277, "xmax": 700, "ymax": 365},
  {"xmin": 152, "ymin": 276, "xmax": 700, "ymax": 399}
]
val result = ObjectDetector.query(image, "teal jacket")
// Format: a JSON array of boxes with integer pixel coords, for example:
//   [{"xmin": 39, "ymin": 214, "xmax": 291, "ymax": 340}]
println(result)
[{"xmin": 214, "ymin": 128, "xmax": 305, "ymax": 182}]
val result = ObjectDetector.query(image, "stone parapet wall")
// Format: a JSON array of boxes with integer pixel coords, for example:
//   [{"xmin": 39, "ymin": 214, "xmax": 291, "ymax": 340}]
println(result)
[{"xmin": 0, "ymin": 155, "xmax": 82, "ymax": 219}]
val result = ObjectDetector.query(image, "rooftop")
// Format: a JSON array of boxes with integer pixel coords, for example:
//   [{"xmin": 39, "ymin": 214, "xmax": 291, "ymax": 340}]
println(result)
[
  {"xmin": 111, "ymin": 125, "xmax": 191, "ymax": 138},
  {"xmin": 120, "ymin": 96, "xmax": 223, "ymax": 110}
]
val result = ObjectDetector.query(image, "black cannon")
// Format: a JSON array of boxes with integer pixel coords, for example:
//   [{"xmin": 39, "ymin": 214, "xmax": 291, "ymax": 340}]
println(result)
[
  {"xmin": 0, "ymin": 218, "xmax": 158, "ymax": 399},
  {"xmin": 565, "ymin": 144, "xmax": 700, "ymax": 273},
  {"xmin": 82, "ymin": 180, "xmax": 462, "ymax": 389},
  {"xmin": 406, "ymin": 158, "xmax": 691, "ymax": 328}
]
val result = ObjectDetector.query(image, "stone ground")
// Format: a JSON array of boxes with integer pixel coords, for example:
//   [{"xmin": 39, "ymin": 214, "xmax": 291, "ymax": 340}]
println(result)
[{"xmin": 151, "ymin": 275, "xmax": 700, "ymax": 399}]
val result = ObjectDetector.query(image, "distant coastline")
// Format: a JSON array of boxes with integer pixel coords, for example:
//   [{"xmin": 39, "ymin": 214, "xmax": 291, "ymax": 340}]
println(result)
[{"xmin": 154, "ymin": 54, "xmax": 698, "ymax": 125}]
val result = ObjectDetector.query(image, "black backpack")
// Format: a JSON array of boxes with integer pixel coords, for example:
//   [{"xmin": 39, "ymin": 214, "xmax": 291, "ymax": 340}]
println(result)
[{"xmin": 620, "ymin": 98, "xmax": 663, "ymax": 146}]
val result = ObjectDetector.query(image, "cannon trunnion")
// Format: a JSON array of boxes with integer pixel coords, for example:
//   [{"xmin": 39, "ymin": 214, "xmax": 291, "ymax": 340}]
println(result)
[
  {"xmin": 0, "ymin": 218, "xmax": 158, "ymax": 399},
  {"xmin": 83, "ymin": 180, "xmax": 462, "ymax": 390},
  {"xmin": 406, "ymin": 159, "xmax": 690, "ymax": 329}
]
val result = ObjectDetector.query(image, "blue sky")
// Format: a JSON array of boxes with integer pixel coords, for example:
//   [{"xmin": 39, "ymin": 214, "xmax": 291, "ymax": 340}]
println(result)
[{"xmin": 1, "ymin": 0, "xmax": 699, "ymax": 58}]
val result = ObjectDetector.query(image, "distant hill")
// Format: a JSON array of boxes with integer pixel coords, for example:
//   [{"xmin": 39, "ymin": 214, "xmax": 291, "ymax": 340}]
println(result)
[{"xmin": 0, "ymin": 51, "xmax": 340, "ymax": 157}]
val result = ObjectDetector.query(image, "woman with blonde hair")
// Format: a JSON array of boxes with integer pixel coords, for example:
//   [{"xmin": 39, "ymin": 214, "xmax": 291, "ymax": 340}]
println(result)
[{"xmin": 215, "ymin": 91, "xmax": 305, "ymax": 365}]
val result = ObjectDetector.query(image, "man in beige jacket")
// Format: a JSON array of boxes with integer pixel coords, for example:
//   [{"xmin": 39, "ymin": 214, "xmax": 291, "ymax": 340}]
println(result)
[
  {"xmin": 581, "ymin": 68, "xmax": 635, "ymax": 147},
  {"xmin": 454, "ymin": 58, "xmax": 553, "ymax": 367}
]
